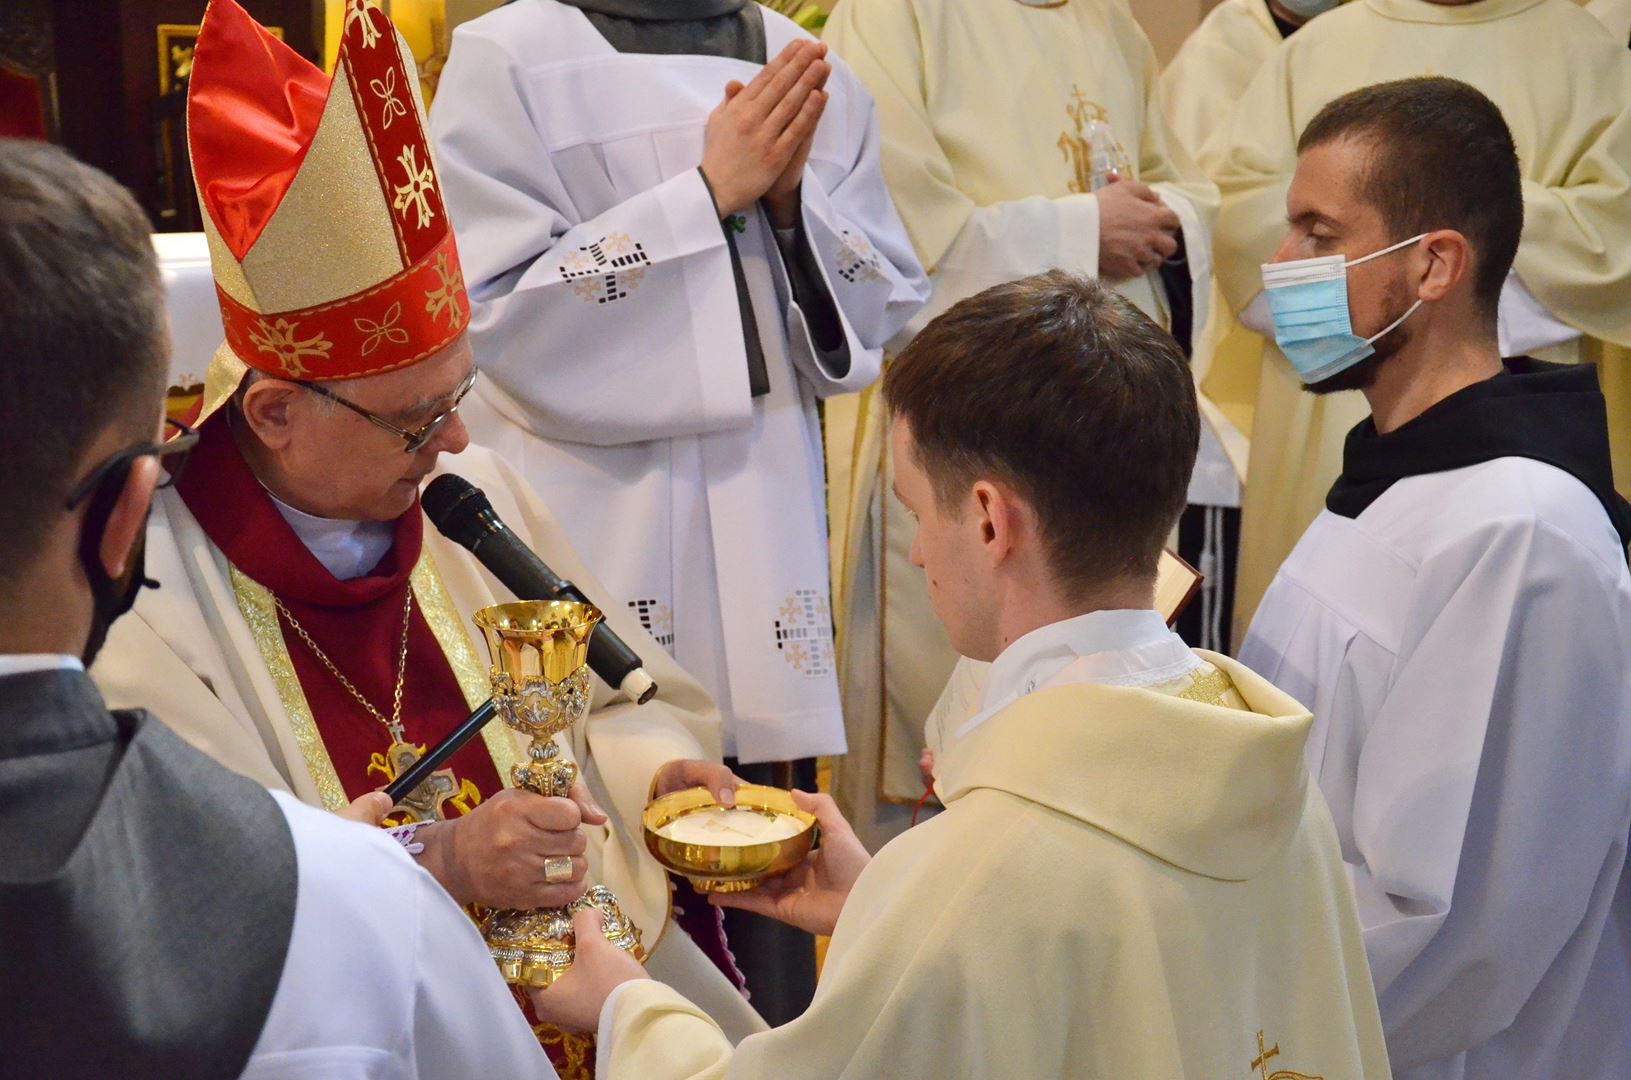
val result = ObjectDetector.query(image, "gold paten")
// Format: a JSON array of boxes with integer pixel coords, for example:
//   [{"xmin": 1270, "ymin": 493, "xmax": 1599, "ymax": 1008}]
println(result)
[
  {"xmin": 642, "ymin": 785, "xmax": 817, "ymax": 894},
  {"xmin": 471, "ymin": 600, "xmax": 645, "ymax": 987}
]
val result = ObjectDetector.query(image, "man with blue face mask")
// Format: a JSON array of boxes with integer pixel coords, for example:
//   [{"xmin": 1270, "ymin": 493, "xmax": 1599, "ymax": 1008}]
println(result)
[{"xmin": 1239, "ymin": 77, "xmax": 1631, "ymax": 1079}]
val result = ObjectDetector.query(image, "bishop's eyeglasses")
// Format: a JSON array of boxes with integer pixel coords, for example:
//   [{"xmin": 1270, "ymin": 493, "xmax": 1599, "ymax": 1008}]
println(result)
[{"xmin": 299, "ymin": 367, "xmax": 479, "ymax": 453}]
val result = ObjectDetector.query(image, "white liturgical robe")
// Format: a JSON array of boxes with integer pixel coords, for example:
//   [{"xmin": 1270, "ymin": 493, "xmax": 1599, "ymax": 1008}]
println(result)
[
  {"xmin": 588, "ymin": 612, "xmax": 1391, "ymax": 1079},
  {"xmin": 429, "ymin": 2, "xmax": 928, "ymax": 763},
  {"xmin": 1213, "ymin": 0, "xmax": 1631, "ymax": 635},
  {"xmin": 1241, "ymin": 457, "xmax": 1631, "ymax": 1078},
  {"xmin": 248, "ymin": 794, "xmax": 558, "ymax": 1078}
]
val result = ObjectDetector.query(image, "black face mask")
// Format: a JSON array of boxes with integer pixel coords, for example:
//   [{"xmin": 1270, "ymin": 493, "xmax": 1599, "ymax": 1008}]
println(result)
[{"xmin": 76, "ymin": 472, "xmax": 157, "ymax": 667}]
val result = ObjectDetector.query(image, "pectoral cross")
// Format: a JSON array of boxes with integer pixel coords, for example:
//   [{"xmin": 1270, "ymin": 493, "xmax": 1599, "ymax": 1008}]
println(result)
[{"xmin": 368, "ymin": 733, "xmax": 482, "ymax": 824}]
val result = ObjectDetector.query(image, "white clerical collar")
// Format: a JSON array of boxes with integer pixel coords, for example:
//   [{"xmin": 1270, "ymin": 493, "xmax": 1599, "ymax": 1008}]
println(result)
[
  {"xmin": 0, "ymin": 654, "xmax": 84, "ymax": 678},
  {"xmin": 960, "ymin": 609, "xmax": 1197, "ymax": 740},
  {"xmin": 267, "ymin": 492, "xmax": 395, "ymax": 582}
]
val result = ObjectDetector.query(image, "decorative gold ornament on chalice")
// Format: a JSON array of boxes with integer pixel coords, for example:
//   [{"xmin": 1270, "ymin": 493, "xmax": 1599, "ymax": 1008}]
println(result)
[{"xmin": 471, "ymin": 600, "xmax": 644, "ymax": 987}]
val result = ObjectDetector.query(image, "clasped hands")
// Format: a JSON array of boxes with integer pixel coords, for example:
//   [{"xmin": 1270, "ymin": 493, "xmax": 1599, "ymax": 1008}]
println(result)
[{"xmin": 700, "ymin": 38, "xmax": 831, "ymax": 229}]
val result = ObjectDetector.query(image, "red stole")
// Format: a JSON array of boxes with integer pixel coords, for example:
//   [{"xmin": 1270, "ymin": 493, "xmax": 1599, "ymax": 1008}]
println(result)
[{"xmin": 177, "ymin": 419, "xmax": 503, "ymax": 807}]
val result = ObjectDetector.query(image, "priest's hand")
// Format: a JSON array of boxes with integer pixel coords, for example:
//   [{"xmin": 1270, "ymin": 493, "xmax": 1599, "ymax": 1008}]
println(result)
[
  {"xmin": 418, "ymin": 787, "xmax": 606, "ymax": 910},
  {"xmin": 701, "ymin": 39, "xmax": 831, "ymax": 219},
  {"xmin": 651, "ymin": 758, "xmax": 748, "ymax": 807},
  {"xmin": 528, "ymin": 906, "xmax": 650, "ymax": 1032},
  {"xmin": 709, "ymin": 790, "xmax": 869, "ymax": 937},
  {"xmin": 1096, "ymin": 176, "xmax": 1181, "ymax": 283}
]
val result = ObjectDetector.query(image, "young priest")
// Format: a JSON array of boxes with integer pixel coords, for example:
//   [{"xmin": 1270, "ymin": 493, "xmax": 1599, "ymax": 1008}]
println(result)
[
  {"xmin": 526, "ymin": 270, "xmax": 1391, "ymax": 1078},
  {"xmin": 1239, "ymin": 77, "xmax": 1631, "ymax": 1077}
]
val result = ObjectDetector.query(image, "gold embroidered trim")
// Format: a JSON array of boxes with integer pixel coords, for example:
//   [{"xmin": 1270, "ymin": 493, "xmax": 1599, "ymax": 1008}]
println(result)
[
  {"xmin": 412, "ymin": 547, "xmax": 521, "ymax": 785},
  {"xmin": 231, "ymin": 565, "xmax": 350, "ymax": 811},
  {"xmin": 1176, "ymin": 665, "xmax": 1238, "ymax": 708}
]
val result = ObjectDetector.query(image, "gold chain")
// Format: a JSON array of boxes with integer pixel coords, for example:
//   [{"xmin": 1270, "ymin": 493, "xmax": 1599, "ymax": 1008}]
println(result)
[{"xmin": 272, "ymin": 585, "xmax": 415, "ymax": 740}]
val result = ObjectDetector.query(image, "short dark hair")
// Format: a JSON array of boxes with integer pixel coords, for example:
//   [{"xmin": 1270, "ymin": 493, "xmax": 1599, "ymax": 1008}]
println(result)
[
  {"xmin": 0, "ymin": 140, "xmax": 168, "ymax": 578},
  {"xmin": 883, "ymin": 271, "xmax": 1198, "ymax": 595},
  {"xmin": 1298, "ymin": 76, "xmax": 1522, "ymax": 321}
]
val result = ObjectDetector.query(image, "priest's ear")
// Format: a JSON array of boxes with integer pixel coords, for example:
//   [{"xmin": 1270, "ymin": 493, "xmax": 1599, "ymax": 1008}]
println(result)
[
  {"xmin": 1415, "ymin": 228, "xmax": 1474, "ymax": 307},
  {"xmin": 237, "ymin": 374, "xmax": 306, "ymax": 450},
  {"xmin": 969, "ymin": 478, "xmax": 1024, "ymax": 569}
]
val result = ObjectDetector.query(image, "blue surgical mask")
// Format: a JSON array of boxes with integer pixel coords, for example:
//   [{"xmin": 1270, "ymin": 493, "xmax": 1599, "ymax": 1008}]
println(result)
[
  {"xmin": 1260, "ymin": 233, "xmax": 1427, "ymax": 384},
  {"xmin": 1276, "ymin": 0, "xmax": 1340, "ymax": 19}
]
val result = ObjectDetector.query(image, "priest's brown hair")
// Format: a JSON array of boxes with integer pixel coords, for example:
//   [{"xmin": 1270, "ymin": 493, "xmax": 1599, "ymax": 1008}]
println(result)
[
  {"xmin": 1298, "ymin": 76, "xmax": 1522, "ymax": 322},
  {"xmin": 0, "ymin": 140, "xmax": 169, "ymax": 574},
  {"xmin": 883, "ymin": 270, "xmax": 1198, "ymax": 595}
]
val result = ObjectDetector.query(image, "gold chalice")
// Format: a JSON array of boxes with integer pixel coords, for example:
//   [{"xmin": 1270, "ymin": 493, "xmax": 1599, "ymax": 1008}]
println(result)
[
  {"xmin": 643, "ymin": 784, "xmax": 817, "ymax": 893},
  {"xmin": 471, "ymin": 600, "xmax": 644, "ymax": 987}
]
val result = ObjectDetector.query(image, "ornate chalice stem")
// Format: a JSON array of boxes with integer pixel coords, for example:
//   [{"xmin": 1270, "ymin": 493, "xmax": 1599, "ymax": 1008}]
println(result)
[{"xmin": 473, "ymin": 601, "xmax": 645, "ymax": 988}]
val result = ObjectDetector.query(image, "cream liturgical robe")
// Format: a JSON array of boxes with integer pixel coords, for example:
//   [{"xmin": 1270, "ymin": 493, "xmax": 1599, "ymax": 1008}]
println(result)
[
  {"xmin": 429, "ymin": 2, "xmax": 927, "ymax": 764},
  {"xmin": 1213, "ymin": 0, "xmax": 1631, "ymax": 635},
  {"xmin": 1159, "ymin": 0, "xmax": 1294, "ymax": 493},
  {"xmin": 819, "ymin": 0, "xmax": 1219, "ymax": 848},
  {"xmin": 92, "ymin": 445, "xmax": 767, "ymax": 1045},
  {"xmin": 591, "ymin": 613, "xmax": 1390, "ymax": 1078}
]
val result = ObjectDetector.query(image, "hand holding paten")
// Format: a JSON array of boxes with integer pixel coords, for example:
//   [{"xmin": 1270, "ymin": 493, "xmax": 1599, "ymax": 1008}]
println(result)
[
  {"xmin": 651, "ymin": 758, "xmax": 747, "ymax": 807},
  {"xmin": 701, "ymin": 40, "xmax": 830, "ymax": 218},
  {"xmin": 1096, "ymin": 176, "xmax": 1181, "ymax": 282},
  {"xmin": 709, "ymin": 790, "xmax": 870, "ymax": 937},
  {"xmin": 427, "ymin": 787, "xmax": 598, "ymax": 910},
  {"xmin": 528, "ymin": 906, "xmax": 651, "ymax": 1032}
]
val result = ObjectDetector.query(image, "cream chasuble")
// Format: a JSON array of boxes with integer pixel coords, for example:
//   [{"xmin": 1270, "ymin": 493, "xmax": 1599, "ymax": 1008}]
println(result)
[
  {"xmin": 1213, "ymin": 0, "xmax": 1631, "ymax": 636},
  {"xmin": 819, "ymin": 0, "xmax": 1220, "ymax": 850},
  {"xmin": 1160, "ymin": 0, "xmax": 1294, "ymax": 486},
  {"xmin": 91, "ymin": 444, "xmax": 767, "ymax": 1046},
  {"xmin": 429, "ymin": 2, "xmax": 927, "ymax": 766},
  {"xmin": 588, "ymin": 634, "xmax": 1390, "ymax": 1078},
  {"xmin": 1583, "ymin": 0, "xmax": 1631, "ymax": 40}
]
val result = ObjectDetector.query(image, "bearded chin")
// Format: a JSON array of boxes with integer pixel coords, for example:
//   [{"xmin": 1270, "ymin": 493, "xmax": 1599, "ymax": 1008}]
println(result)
[{"xmin": 1303, "ymin": 287, "xmax": 1417, "ymax": 397}]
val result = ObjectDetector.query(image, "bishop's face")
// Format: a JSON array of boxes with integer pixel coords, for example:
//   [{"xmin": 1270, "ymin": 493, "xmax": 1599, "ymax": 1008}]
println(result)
[
  {"xmin": 243, "ymin": 334, "xmax": 474, "ymax": 521},
  {"xmin": 889, "ymin": 418, "xmax": 997, "ymax": 662}
]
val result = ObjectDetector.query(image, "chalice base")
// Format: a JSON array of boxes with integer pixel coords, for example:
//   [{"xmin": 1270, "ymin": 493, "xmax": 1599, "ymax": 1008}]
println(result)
[{"xmin": 481, "ymin": 885, "xmax": 645, "ymax": 989}]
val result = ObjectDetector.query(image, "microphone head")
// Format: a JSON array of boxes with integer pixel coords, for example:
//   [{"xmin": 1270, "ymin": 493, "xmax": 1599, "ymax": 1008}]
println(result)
[{"xmin": 422, "ymin": 474, "xmax": 497, "ymax": 551}]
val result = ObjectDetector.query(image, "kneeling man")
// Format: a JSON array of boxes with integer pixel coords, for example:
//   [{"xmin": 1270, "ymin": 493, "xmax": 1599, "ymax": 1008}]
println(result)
[{"xmin": 529, "ymin": 271, "xmax": 1391, "ymax": 1078}]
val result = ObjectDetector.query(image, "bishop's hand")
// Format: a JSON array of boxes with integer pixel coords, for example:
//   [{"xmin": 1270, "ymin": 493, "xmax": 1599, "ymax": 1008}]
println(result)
[
  {"xmin": 1096, "ymin": 176, "xmax": 1181, "ymax": 283},
  {"xmin": 700, "ymin": 39, "xmax": 830, "ymax": 220},
  {"xmin": 709, "ymin": 790, "xmax": 870, "ymax": 937},
  {"xmin": 529, "ymin": 906, "xmax": 650, "ymax": 1033},
  {"xmin": 416, "ymin": 786, "xmax": 606, "ymax": 910}
]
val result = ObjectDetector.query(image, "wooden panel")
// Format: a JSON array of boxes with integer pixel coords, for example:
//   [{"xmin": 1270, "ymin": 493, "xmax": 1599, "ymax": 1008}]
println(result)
[{"xmin": 48, "ymin": 0, "xmax": 315, "ymax": 228}]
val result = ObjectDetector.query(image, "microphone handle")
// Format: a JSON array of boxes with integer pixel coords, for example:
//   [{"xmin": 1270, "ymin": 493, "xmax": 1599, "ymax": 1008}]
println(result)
[{"xmin": 383, "ymin": 698, "xmax": 498, "ymax": 805}]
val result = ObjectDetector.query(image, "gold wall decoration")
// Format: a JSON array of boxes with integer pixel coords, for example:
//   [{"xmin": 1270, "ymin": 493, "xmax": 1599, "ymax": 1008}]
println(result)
[{"xmin": 154, "ymin": 23, "xmax": 285, "ymax": 225}]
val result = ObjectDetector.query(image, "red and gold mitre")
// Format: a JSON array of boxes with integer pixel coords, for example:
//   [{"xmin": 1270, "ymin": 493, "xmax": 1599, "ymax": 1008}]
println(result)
[{"xmin": 185, "ymin": 0, "xmax": 468, "ymax": 419}]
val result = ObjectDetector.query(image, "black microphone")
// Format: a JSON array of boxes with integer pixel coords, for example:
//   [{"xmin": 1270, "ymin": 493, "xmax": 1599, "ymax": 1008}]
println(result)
[{"xmin": 422, "ymin": 474, "xmax": 658, "ymax": 705}]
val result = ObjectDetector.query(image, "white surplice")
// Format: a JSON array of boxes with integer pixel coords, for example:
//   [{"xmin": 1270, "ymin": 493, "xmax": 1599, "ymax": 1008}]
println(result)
[
  {"xmin": 429, "ymin": 2, "xmax": 928, "ymax": 763},
  {"xmin": 1240, "ymin": 458, "xmax": 1631, "ymax": 1078},
  {"xmin": 247, "ymin": 792, "xmax": 559, "ymax": 1079}
]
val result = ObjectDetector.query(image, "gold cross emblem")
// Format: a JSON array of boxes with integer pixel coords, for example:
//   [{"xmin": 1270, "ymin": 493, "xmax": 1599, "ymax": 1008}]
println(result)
[{"xmin": 1252, "ymin": 1029, "xmax": 1323, "ymax": 1080}]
